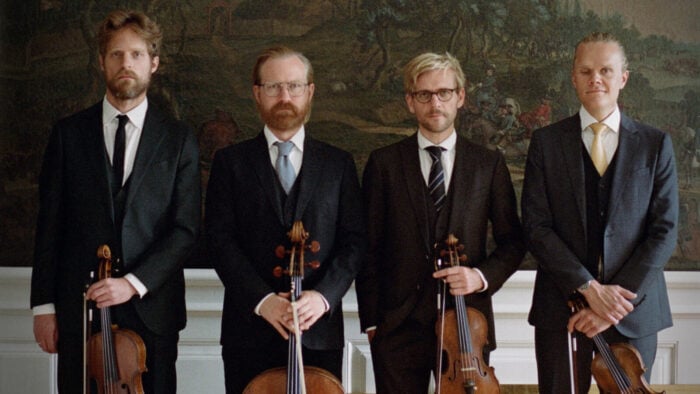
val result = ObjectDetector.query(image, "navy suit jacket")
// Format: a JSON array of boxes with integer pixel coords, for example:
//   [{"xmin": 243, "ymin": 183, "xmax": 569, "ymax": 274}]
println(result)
[
  {"xmin": 205, "ymin": 132, "xmax": 366, "ymax": 350},
  {"xmin": 356, "ymin": 133, "xmax": 525, "ymax": 349},
  {"xmin": 522, "ymin": 113, "xmax": 678, "ymax": 337},
  {"xmin": 31, "ymin": 100, "xmax": 201, "ymax": 336}
]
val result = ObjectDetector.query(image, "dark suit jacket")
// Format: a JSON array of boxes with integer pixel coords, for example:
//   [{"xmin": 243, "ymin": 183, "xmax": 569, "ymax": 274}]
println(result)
[
  {"xmin": 522, "ymin": 113, "xmax": 678, "ymax": 338},
  {"xmin": 356, "ymin": 133, "xmax": 525, "ymax": 349},
  {"xmin": 205, "ymin": 132, "xmax": 365, "ymax": 350},
  {"xmin": 31, "ymin": 100, "xmax": 201, "ymax": 337}
]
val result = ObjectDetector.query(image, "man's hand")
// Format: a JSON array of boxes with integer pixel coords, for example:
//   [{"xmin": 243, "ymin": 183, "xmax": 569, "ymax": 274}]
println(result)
[
  {"xmin": 259, "ymin": 292, "xmax": 292, "ymax": 339},
  {"xmin": 567, "ymin": 308, "xmax": 612, "ymax": 338},
  {"xmin": 580, "ymin": 280, "xmax": 636, "ymax": 325},
  {"xmin": 287, "ymin": 290, "xmax": 327, "ymax": 331},
  {"xmin": 433, "ymin": 266, "xmax": 484, "ymax": 296},
  {"xmin": 366, "ymin": 328, "xmax": 376, "ymax": 343},
  {"xmin": 34, "ymin": 314, "xmax": 58, "ymax": 353},
  {"xmin": 86, "ymin": 278, "xmax": 137, "ymax": 309}
]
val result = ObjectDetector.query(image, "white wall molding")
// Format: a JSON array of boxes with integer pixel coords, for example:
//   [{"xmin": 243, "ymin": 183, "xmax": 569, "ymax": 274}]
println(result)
[{"xmin": 2, "ymin": 268, "xmax": 698, "ymax": 393}]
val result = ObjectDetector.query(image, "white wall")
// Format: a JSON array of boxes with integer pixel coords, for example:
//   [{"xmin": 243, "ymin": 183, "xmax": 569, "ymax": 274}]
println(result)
[{"xmin": 1, "ymin": 268, "xmax": 698, "ymax": 394}]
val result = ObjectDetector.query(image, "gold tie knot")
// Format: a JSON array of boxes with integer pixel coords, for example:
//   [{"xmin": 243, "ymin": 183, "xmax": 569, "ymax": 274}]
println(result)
[
  {"xmin": 589, "ymin": 122, "xmax": 607, "ymax": 175},
  {"xmin": 590, "ymin": 122, "xmax": 606, "ymax": 135}
]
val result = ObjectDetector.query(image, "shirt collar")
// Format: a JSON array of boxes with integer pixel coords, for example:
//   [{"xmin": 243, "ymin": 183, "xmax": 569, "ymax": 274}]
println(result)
[
  {"xmin": 263, "ymin": 125, "xmax": 306, "ymax": 152},
  {"xmin": 102, "ymin": 97, "xmax": 148, "ymax": 129},
  {"xmin": 417, "ymin": 129, "xmax": 457, "ymax": 151},
  {"xmin": 579, "ymin": 105, "xmax": 621, "ymax": 133}
]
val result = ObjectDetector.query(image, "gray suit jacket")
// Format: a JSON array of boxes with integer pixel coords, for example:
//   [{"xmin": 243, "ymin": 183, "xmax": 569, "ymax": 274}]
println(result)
[
  {"xmin": 31, "ymin": 101, "xmax": 201, "ymax": 336},
  {"xmin": 522, "ymin": 113, "xmax": 678, "ymax": 337}
]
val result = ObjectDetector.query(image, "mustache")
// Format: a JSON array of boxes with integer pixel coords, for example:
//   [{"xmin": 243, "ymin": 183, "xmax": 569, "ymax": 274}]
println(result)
[
  {"xmin": 272, "ymin": 102, "xmax": 298, "ymax": 114},
  {"xmin": 116, "ymin": 70, "xmax": 138, "ymax": 79}
]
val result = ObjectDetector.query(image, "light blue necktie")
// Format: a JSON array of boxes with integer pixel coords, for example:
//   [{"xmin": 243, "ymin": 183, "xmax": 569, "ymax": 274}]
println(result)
[{"xmin": 275, "ymin": 141, "xmax": 296, "ymax": 194}]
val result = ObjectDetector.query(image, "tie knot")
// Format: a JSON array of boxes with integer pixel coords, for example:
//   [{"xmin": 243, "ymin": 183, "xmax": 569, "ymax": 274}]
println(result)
[
  {"xmin": 425, "ymin": 145, "xmax": 445, "ymax": 161},
  {"xmin": 117, "ymin": 114, "xmax": 129, "ymax": 128},
  {"xmin": 589, "ymin": 122, "xmax": 606, "ymax": 135},
  {"xmin": 276, "ymin": 141, "xmax": 294, "ymax": 157}
]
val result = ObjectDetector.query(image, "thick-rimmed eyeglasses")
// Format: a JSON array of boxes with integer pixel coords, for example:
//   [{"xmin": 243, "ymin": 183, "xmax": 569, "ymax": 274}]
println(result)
[
  {"xmin": 257, "ymin": 82, "xmax": 309, "ymax": 97},
  {"xmin": 411, "ymin": 88, "xmax": 457, "ymax": 103}
]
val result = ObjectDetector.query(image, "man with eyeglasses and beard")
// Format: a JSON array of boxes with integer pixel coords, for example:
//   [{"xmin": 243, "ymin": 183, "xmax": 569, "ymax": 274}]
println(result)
[
  {"xmin": 356, "ymin": 52, "xmax": 525, "ymax": 393},
  {"xmin": 205, "ymin": 46, "xmax": 366, "ymax": 393}
]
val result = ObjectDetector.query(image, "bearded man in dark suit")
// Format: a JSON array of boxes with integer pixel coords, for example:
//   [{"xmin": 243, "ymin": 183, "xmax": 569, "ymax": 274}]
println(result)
[
  {"xmin": 31, "ymin": 9, "xmax": 201, "ymax": 393},
  {"xmin": 356, "ymin": 52, "xmax": 525, "ymax": 394},
  {"xmin": 521, "ymin": 32, "xmax": 678, "ymax": 393},
  {"xmin": 205, "ymin": 46, "xmax": 365, "ymax": 393}
]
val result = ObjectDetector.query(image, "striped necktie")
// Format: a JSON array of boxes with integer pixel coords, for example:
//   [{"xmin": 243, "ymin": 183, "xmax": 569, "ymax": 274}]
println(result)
[{"xmin": 425, "ymin": 145, "xmax": 446, "ymax": 212}]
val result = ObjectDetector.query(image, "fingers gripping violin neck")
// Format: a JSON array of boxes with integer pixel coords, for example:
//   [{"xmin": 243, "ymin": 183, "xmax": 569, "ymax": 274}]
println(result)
[
  {"xmin": 435, "ymin": 234, "xmax": 500, "ymax": 394},
  {"xmin": 568, "ymin": 297, "xmax": 664, "ymax": 394},
  {"xmin": 243, "ymin": 221, "xmax": 343, "ymax": 394},
  {"xmin": 85, "ymin": 245, "xmax": 147, "ymax": 394}
]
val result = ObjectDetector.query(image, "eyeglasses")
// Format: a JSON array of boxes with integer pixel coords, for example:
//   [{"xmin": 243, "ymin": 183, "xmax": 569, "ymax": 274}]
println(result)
[
  {"xmin": 257, "ymin": 81, "xmax": 309, "ymax": 97},
  {"xmin": 411, "ymin": 88, "xmax": 457, "ymax": 103}
]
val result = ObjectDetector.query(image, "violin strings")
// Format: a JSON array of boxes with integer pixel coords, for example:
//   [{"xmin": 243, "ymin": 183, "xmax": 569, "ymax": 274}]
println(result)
[{"xmin": 593, "ymin": 336, "xmax": 631, "ymax": 392}]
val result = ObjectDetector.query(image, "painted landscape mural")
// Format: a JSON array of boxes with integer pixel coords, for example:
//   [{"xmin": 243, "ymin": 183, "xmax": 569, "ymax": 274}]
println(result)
[{"xmin": 1, "ymin": 0, "xmax": 698, "ymax": 269}]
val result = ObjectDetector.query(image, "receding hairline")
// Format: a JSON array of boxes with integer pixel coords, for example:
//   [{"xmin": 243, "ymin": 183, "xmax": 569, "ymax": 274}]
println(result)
[{"xmin": 573, "ymin": 32, "xmax": 629, "ymax": 72}]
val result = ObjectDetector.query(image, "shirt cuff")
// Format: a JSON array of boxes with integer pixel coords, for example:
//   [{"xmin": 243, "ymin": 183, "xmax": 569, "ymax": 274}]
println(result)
[
  {"xmin": 254, "ymin": 293, "xmax": 275, "ymax": 315},
  {"xmin": 124, "ymin": 273, "xmax": 148, "ymax": 298},
  {"xmin": 33, "ymin": 303, "xmax": 55, "ymax": 316},
  {"xmin": 474, "ymin": 268, "xmax": 489, "ymax": 292}
]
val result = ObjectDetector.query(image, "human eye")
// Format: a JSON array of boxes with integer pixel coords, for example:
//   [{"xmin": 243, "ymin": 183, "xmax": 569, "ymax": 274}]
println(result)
[
  {"xmin": 437, "ymin": 89, "xmax": 453, "ymax": 100},
  {"xmin": 288, "ymin": 83, "xmax": 304, "ymax": 94},
  {"xmin": 415, "ymin": 91, "xmax": 431, "ymax": 102}
]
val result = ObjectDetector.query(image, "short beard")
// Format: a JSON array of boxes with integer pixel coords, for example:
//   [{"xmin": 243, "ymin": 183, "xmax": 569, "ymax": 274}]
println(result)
[
  {"xmin": 107, "ymin": 72, "xmax": 150, "ymax": 100},
  {"xmin": 259, "ymin": 100, "xmax": 311, "ymax": 132}
]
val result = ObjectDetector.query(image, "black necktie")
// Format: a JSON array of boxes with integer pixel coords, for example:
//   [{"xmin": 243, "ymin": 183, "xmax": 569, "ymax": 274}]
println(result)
[
  {"xmin": 113, "ymin": 115, "xmax": 128, "ymax": 187},
  {"xmin": 425, "ymin": 146, "xmax": 446, "ymax": 212}
]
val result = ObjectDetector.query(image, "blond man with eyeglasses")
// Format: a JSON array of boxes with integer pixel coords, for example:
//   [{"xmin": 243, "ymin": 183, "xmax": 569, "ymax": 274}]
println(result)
[{"xmin": 356, "ymin": 52, "xmax": 525, "ymax": 393}]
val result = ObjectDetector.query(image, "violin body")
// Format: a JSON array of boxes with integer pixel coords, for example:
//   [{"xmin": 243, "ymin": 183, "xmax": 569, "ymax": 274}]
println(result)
[
  {"xmin": 85, "ymin": 245, "xmax": 147, "ymax": 394},
  {"xmin": 592, "ymin": 342, "xmax": 664, "ymax": 394},
  {"xmin": 436, "ymin": 306, "xmax": 500, "ymax": 394},
  {"xmin": 87, "ymin": 326, "xmax": 147, "ymax": 394},
  {"xmin": 243, "ymin": 366, "xmax": 344, "ymax": 394}
]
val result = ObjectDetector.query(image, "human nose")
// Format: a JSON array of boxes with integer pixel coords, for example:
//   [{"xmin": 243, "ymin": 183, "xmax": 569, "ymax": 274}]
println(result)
[{"xmin": 278, "ymin": 85, "xmax": 293, "ymax": 100}]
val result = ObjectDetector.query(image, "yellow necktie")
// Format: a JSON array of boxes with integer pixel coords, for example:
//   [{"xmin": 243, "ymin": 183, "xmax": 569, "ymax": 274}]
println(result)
[{"xmin": 589, "ymin": 122, "xmax": 607, "ymax": 175}]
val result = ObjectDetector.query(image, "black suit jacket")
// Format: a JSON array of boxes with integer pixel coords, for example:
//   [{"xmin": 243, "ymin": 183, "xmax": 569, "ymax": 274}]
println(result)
[
  {"xmin": 356, "ymin": 133, "xmax": 525, "ymax": 348},
  {"xmin": 205, "ymin": 132, "xmax": 365, "ymax": 350},
  {"xmin": 522, "ymin": 113, "xmax": 678, "ymax": 337},
  {"xmin": 31, "ymin": 101, "xmax": 201, "ymax": 336}
]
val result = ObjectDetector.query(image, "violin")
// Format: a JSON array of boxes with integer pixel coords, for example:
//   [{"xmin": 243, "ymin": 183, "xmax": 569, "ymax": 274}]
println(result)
[
  {"xmin": 243, "ymin": 221, "xmax": 344, "ymax": 394},
  {"xmin": 435, "ymin": 234, "xmax": 500, "ymax": 394},
  {"xmin": 85, "ymin": 245, "xmax": 147, "ymax": 394},
  {"xmin": 568, "ymin": 297, "xmax": 664, "ymax": 394}
]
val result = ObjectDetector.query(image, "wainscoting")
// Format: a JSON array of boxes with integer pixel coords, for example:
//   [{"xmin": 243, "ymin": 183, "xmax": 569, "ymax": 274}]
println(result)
[{"xmin": 1, "ymin": 268, "xmax": 698, "ymax": 393}]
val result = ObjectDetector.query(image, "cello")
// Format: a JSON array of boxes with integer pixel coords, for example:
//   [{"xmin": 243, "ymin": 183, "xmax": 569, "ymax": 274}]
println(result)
[
  {"xmin": 243, "ymin": 221, "xmax": 344, "ymax": 394},
  {"xmin": 85, "ymin": 245, "xmax": 147, "ymax": 394},
  {"xmin": 435, "ymin": 234, "xmax": 500, "ymax": 394},
  {"xmin": 568, "ymin": 296, "xmax": 664, "ymax": 394}
]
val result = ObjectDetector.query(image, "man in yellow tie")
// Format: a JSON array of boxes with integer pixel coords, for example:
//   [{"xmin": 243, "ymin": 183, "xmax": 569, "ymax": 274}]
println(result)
[{"xmin": 521, "ymin": 32, "xmax": 678, "ymax": 394}]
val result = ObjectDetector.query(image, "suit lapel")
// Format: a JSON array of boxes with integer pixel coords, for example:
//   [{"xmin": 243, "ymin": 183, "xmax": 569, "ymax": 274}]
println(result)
[
  {"xmin": 249, "ymin": 133, "xmax": 286, "ymax": 225},
  {"xmin": 607, "ymin": 114, "xmax": 639, "ymax": 220},
  {"xmin": 399, "ymin": 136, "xmax": 433, "ymax": 254},
  {"xmin": 447, "ymin": 136, "xmax": 477, "ymax": 233},
  {"xmin": 125, "ymin": 106, "xmax": 167, "ymax": 210},
  {"xmin": 294, "ymin": 137, "xmax": 323, "ymax": 221},
  {"xmin": 83, "ymin": 103, "xmax": 115, "ymax": 222},
  {"xmin": 560, "ymin": 115, "xmax": 587, "ymax": 233}
]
